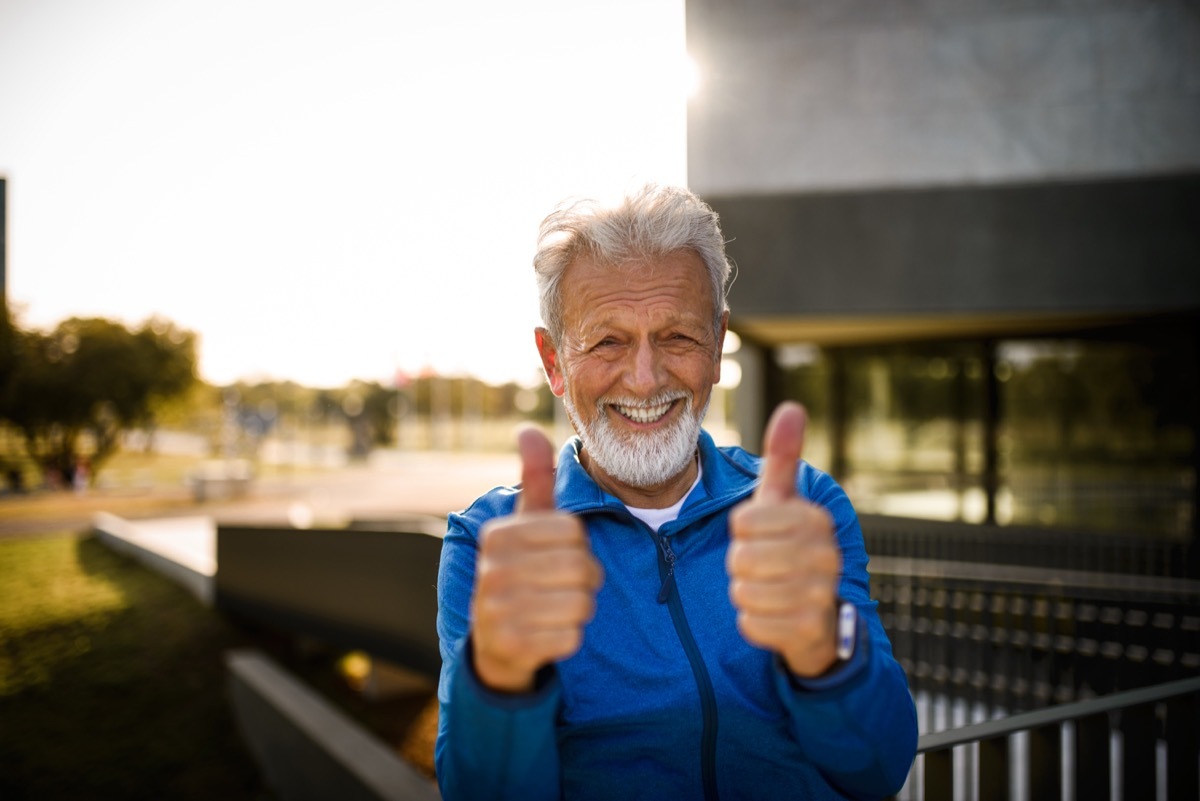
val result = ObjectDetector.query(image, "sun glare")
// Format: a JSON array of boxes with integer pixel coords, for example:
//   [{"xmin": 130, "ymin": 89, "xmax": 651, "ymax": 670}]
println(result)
[{"xmin": 1, "ymin": 0, "xmax": 690, "ymax": 388}]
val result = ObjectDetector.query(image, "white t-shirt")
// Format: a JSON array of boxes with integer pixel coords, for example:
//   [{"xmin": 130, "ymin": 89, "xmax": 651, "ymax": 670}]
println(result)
[{"xmin": 624, "ymin": 464, "xmax": 704, "ymax": 533}]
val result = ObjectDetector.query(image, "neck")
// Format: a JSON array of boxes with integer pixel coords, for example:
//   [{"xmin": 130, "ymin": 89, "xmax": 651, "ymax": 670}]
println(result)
[{"xmin": 580, "ymin": 448, "xmax": 699, "ymax": 509}]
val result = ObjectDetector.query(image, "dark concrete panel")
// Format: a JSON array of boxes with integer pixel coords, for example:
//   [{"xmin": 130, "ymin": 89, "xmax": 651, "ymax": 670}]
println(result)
[
  {"xmin": 714, "ymin": 174, "xmax": 1200, "ymax": 322},
  {"xmin": 216, "ymin": 526, "xmax": 444, "ymax": 678}
]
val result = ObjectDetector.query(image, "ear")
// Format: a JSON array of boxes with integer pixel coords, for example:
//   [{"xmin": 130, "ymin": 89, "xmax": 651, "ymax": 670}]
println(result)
[
  {"xmin": 535, "ymin": 328, "xmax": 566, "ymax": 397},
  {"xmin": 712, "ymin": 311, "xmax": 730, "ymax": 384}
]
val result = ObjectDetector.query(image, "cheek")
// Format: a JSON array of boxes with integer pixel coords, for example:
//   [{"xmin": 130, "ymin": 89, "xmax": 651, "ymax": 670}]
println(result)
[
  {"xmin": 563, "ymin": 362, "xmax": 613, "ymax": 406},
  {"xmin": 575, "ymin": 356, "xmax": 626, "ymax": 388},
  {"xmin": 677, "ymin": 355, "xmax": 720, "ymax": 394}
]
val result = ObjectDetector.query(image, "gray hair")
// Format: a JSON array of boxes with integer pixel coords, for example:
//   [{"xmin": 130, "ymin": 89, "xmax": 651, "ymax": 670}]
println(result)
[{"xmin": 533, "ymin": 184, "xmax": 733, "ymax": 343}]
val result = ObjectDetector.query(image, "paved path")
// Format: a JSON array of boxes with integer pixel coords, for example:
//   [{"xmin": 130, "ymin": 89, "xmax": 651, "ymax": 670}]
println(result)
[{"xmin": 0, "ymin": 450, "xmax": 522, "ymax": 538}]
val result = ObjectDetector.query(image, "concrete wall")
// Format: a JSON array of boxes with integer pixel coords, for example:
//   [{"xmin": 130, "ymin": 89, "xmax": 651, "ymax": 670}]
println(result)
[
  {"xmin": 688, "ymin": 0, "xmax": 1200, "ymax": 195},
  {"xmin": 93, "ymin": 512, "xmax": 216, "ymax": 606},
  {"xmin": 227, "ymin": 649, "xmax": 439, "ymax": 801},
  {"xmin": 216, "ymin": 525, "xmax": 445, "ymax": 678}
]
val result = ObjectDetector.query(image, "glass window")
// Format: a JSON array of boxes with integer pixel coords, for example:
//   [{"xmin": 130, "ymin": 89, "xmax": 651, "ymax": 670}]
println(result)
[
  {"xmin": 771, "ymin": 326, "xmax": 1194, "ymax": 538},
  {"xmin": 998, "ymin": 338, "xmax": 1193, "ymax": 537}
]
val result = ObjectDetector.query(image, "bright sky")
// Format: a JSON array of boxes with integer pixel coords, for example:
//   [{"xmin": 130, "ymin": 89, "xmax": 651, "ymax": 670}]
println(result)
[{"xmin": 0, "ymin": 0, "xmax": 689, "ymax": 388}]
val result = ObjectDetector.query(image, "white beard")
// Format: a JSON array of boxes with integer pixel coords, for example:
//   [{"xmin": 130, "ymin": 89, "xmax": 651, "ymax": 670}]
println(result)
[{"xmin": 563, "ymin": 386, "xmax": 707, "ymax": 489}]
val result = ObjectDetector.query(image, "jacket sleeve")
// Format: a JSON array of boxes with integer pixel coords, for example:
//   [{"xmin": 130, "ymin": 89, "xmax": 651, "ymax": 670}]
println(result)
[
  {"xmin": 435, "ymin": 511, "xmax": 564, "ymax": 801},
  {"xmin": 771, "ymin": 470, "xmax": 918, "ymax": 799}
]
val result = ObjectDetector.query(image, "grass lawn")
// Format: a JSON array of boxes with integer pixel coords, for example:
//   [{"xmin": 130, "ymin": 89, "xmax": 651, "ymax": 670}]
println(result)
[
  {"xmin": 0, "ymin": 532, "xmax": 272, "ymax": 800},
  {"xmin": 0, "ymin": 529, "xmax": 441, "ymax": 800}
]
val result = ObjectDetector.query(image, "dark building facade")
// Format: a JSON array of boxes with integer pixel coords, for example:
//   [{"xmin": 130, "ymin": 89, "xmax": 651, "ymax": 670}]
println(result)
[{"xmin": 687, "ymin": 1, "xmax": 1200, "ymax": 546}]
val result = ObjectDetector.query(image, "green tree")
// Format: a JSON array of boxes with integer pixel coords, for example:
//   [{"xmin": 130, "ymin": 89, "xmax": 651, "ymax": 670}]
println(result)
[
  {"xmin": 0, "ymin": 316, "xmax": 198, "ymax": 485},
  {"xmin": 351, "ymin": 380, "xmax": 399, "ymax": 448}
]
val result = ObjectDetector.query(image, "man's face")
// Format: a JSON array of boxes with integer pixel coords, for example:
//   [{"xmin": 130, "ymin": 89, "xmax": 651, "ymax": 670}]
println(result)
[{"xmin": 536, "ymin": 250, "xmax": 727, "ymax": 492}]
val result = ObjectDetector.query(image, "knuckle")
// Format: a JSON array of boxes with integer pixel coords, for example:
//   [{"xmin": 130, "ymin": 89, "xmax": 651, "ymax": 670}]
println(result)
[
  {"xmin": 472, "ymin": 590, "xmax": 503, "ymax": 620},
  {"xmin": 725, "ymin": 542, "xmax": 745, "ymax": 574},
  {"xmin": 567, "ymin": 591, "xmax": 595, "ymax": 622},
  {"xmin": 728, "ymin": 503, "xmax": 752, "ymax": 533},
  {"xmin": 804, "ymin": 503, "xmax": 835, "ymax": 536},
  {"xmin": 579, "ymin": 596, "xmax": 597, "ymax": 623},
  {"xmin": 822, "ymin": 545, "xmax": 842, "ymax": 575},
  {"xmin": 474, "ymin": 562, "xmax": 504, "ymax": 594},
  {"xmin": 728, "ymin": 578, "xmax": 748, "ymax": 607},
  {"xmin": 554, "ymin": 628, "xmax": 583, "ymax": 659},
  {"xmin": 802, "ymin": 578, "xmax": 834, "ymax": 607},
  {"xmin": 737, "ymin": 612, "xmax": 770, "ymax": 647},
  {"xmin": 480, "ymin": 520, "xmax": 523, "ymax": 554},
  {"xmin": 543, "ymin": 513, "xmax": 586, "ymax": 543}
]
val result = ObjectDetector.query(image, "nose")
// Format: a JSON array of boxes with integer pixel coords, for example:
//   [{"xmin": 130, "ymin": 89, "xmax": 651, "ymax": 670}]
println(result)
[{"xmin": 626, "ymin": 339, "xmax": 665, "ymax": 397}]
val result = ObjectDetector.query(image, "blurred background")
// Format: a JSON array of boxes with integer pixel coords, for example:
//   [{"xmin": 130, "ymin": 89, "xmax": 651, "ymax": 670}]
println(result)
[
  {"xmin": 0, "ymin": 0, "xmax": 708, "ymax": 505},
  {"xmin": 2, "ymin": 1, "xmax": 1199, "ymax": 799}
]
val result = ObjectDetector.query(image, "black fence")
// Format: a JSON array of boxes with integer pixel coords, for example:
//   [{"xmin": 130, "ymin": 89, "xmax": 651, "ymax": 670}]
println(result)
[
  {"xmin": 863, "ymin": 514, "xmax": 1200, "ymax": 715},
  {"xmin": 861, "ymin": 513, "xmax": 1196, "ymax": 579}
]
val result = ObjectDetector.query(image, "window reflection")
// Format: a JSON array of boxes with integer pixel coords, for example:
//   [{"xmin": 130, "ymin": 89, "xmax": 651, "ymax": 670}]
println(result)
[{"xmin": 775, "ymin": 330, "xmax": 1194, "ymax": 538}]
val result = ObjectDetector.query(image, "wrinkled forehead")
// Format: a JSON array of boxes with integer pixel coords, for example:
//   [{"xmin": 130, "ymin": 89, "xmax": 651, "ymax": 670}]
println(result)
[{"xmin": 559, "ymin": 250, "xmax": 716, "ymax": 320}]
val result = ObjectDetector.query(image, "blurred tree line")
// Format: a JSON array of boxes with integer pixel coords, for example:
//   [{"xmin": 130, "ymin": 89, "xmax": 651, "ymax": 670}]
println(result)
[
  {"xmin": 0, "ymin": 312, "xmax": 556, "ymax": 491},
  {"xmin": 211, "ymin": 375, "xmax": 555, "ymax": 460}
]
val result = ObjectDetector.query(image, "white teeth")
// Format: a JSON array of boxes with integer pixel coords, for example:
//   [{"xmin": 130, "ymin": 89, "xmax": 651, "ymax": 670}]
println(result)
[{"xmin": 614, "ymin": 401, "xmax": 673, "ymax": 423}]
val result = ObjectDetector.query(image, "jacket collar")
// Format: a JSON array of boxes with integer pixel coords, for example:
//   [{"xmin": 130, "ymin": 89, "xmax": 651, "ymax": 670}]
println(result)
[{"xmin": 553, "ymin": 429, "xmax": 760, "ymax": 521}]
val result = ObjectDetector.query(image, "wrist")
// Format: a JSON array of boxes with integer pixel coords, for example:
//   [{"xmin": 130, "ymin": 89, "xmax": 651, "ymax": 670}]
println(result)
[
  {"xmin": 471, "ymin": 642, "xmax": 536, "ymax": 694},
  {"xmin": 783, "ymin": 600, "xmax": 856, "ymax": 678}
]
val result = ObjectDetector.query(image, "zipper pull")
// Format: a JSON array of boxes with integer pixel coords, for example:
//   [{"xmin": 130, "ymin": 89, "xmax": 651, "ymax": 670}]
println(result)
[{"xmin": 656, "ymin": 535, "xmax": 677, "ymax": 604}]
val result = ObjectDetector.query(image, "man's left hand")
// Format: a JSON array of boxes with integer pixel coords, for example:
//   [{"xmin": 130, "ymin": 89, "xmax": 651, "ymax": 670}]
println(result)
[{"xmin": 727, "ymin": 401, "xmax": 843, "ymax": 678}]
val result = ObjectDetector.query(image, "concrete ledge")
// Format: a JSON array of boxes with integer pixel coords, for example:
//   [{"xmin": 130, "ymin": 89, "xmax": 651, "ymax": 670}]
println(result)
[
  {"xmin": 92, "ymin": 512, "xmax": 215, "ymax": 606},
  {"xmin": 226, "ymin": 649, "xmax": 439, "ymax": 801}
]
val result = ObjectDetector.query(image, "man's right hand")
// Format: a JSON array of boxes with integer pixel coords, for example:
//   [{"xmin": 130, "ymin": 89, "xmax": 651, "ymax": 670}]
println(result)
[{"xmin": 469, "ymin": 426, "xmax": 604, "ymax": 693}]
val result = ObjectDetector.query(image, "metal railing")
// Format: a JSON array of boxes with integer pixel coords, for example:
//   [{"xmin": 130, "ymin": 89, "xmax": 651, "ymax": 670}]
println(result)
[
  {"xmin": 872, "ymin": 555, "xmax": 1200, "ymax": 714},
  {"xmin": 862, "ymin": 515, "xmax": 1200, "ymax": 714},
  {"xmin": 860, "ymin": 514, "xmax": 1195, "ymax": 580},
  {"xmin": 897, "ymin": 675, "xmax": 1200, "ymax": 801}
]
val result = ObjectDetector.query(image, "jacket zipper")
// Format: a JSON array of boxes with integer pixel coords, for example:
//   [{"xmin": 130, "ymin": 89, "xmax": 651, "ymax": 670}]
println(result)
[{"xmin": 650, "ymin": 529, "xmax": 720, "ymax": 801}]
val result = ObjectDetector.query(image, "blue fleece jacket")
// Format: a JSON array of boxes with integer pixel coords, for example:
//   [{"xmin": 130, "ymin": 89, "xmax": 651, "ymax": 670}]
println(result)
[{"xmin": 435, "ymin": 430, "xmax": 917, "ymax": 801}]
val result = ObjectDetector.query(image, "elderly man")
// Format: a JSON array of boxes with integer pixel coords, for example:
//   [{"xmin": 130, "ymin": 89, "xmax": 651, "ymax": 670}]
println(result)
[{"xmin": 435, "ymin": 185, "xmax": 917, "ymax": 800}]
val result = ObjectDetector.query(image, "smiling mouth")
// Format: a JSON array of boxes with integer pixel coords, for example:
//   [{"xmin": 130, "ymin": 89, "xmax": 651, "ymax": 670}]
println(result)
[{"xmin": 611, "ymin": 399, "xmax": 677, "ymax": 424}]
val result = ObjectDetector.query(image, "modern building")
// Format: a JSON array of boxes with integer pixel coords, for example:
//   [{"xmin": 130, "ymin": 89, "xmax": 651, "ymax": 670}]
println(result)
[{"xmin": 687, "ymin": 1, "xmax": 1200, "ymax": 545}]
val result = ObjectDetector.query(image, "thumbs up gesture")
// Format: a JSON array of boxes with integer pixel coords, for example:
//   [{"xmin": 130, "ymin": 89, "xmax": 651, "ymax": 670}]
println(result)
[
  {"xmin": 727, "ymin": 402, "xmax": 843, "ymax": 678},
  {"xmin": 470, "ymin": 426, "xmax": 604, "ymax": 693}
]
